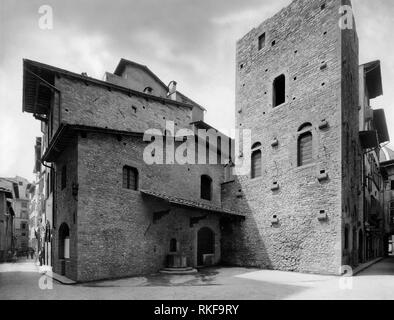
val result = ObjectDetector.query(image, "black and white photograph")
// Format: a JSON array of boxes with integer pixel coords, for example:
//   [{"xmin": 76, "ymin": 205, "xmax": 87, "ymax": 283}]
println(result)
[{"xmin": 1, "ymin": 0, "xmax": 394, "ymax": 309}]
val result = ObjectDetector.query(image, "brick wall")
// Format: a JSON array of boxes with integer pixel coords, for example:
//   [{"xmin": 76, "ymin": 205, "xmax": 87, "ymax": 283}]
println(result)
[
  {"xmin": 54, "ymin": 76, "xmax": 193, "ymax": 135},
  {"xmin": 73, "ymin": 132, "xmax": 223, "ymax": 281},
  {"xmin": 53, "ymin": 138, "xmax": 78, "ymax": 280},
  {"xmin": 340, "ymin": 0, "xmax": 360, "ymax": 268}
]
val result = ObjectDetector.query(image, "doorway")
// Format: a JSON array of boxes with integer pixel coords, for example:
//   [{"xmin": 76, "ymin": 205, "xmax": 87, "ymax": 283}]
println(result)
[
  {"xmin": 197, "ymin": 227, "xmax": 214, "ymax": 266},
  {"xmin": 358, "ymin": 230, "xmax": 364, "ymax": 263},
  {"xmin": 58, "ymin": 223, "xmax": 70, "ymax": 276}
]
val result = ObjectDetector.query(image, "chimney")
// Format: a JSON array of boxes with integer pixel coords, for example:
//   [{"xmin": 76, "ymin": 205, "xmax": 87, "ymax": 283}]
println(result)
[{"xmin": 167, "ymin": 81, "xmax": 177, "ymax": 100}]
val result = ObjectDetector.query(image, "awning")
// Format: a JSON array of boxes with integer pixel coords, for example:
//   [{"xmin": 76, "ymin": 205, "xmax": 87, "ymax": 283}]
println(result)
[
  {"xmin": 373, "ymin": 109, "xmax": 390, "ymax": 144},
  {"xmin": 22, "ymin": 59, "xmax": 58, "ymax": 119},
  {"xmin": 42, "ymin": 123, "xmax": 144, "ymax": 162},
  {"xmin": 359, "ymin": 131, "xmax": 379, "ymax": 149},
  {"xmin": 140, "ymin": 189, "xmax": 244, "ymax": 217},
  {"xmin": 363, "ymin": 60, "xmax": 383, "ymax": 99},
  {"xmin": 0, "ymin": 187, "xmax": 13, "ymax": 199}
]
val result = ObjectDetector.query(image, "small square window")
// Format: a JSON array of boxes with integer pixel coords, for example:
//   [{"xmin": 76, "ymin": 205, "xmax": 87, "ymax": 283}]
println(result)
[
  {"xmin": 258, "ymin": 33, "xmax": 266, "ymax": 50},
  {"xmin": 271, "ymin": 40, "xmax": 276, "ymax": 46},
  {"xmin": 321, "ymin": 3, "xmax": 326, "ymax": 10}
]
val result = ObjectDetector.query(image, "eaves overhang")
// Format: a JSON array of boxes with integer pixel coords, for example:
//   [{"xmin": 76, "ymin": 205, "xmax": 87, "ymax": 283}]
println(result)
[{"xmin": 42, "ymin": 123, "xmax": 144, "ymax": 163}]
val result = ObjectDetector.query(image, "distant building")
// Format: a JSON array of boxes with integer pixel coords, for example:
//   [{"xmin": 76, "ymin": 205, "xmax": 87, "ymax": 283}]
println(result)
[
  {"xmin": 380, "ymin": 147, "xmax": 394, "ymax": 254},
  {"xmin": 358, "ymin": 61, "xmax": 390, "ymax": 263},
  {"xmin": 0, "ymin": 186, "xmax": 14, "ymax": 261},
  {"xmin": 27, "ymin": 137, "xmax": 52, "ymax": 265},
  {"xmin": 0, "ymin": 177, "xmax": 32, "ymax": 253}
]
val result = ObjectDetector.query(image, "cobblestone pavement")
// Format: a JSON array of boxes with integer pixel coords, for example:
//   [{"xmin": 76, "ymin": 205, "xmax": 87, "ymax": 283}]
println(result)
[{"xmin": 1, "ymin": 257, "xmax": 393, "ymax": 300}]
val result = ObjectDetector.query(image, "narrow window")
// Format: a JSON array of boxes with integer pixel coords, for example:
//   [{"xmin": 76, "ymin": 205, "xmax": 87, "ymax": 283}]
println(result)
[
  {"xmin": 201, "ymin": 175, "xmax": 212, "ymax": 201},
  {"xmin": 61, "ymin": 165, "xmax": 67, "ymax": 190},
  {"xmin": 123, "ymin": 166, "xmax": 138, "ymax": 190},
  {"xmin": 344, "ymin": 225, "xmax": 349, "ymax": 250},
  {"xmin": 391, "ymin": 180, "xmax": 394, "ymax": 191},
  {"xmin": 298, "ymin": 132, "xmax": 313, "ymax": 166},
  {"xmin": 273, "ymin": 74, "xmax": 286, "ymax": 107},
  {"xmin": 258, "ymin": 33, "xmax": 266, "ymax": 50},
  {"xmin": 251, "ymin": 142, "xmax": 262, "ymax": 179}
]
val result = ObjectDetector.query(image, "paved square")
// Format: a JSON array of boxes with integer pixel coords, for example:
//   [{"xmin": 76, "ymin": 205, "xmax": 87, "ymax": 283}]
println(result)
[{"xmin": 1, "ymin": 257, "xmax": 394, "ymax": 300}]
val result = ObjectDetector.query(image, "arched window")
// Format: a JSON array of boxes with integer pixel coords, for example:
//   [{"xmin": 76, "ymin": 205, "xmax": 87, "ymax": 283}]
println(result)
[
  {"xmin": 123, "ymin": 166, "xmax": 138, "ymax": 190},
  {"xmin": 251, "ymin": 142, "xmax": 262, "ymax": 179},
  {"xmin": 58, "ymin": 223, "xmax": 70, "ymax": 259},
  {"xmin": 297, "ymin": 124, "xmax": 313, "ymax": 167},
  {"xmin": 297, "ymin": 123, "xmax": 312, "ymax": 132},
  {"xmin": 201, "ymin": 175, "xmax": 212, "ymax": 201}
]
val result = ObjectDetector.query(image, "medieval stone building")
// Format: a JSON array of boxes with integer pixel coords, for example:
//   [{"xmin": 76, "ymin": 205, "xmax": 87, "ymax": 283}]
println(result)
[{"xmin": 22, "ymin": 0, "xmax": 391, "ymax": 281}]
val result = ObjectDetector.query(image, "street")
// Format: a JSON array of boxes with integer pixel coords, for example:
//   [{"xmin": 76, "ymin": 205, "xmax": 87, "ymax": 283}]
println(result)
[{"xmin": 1, "ymin": 257, "xmax": 394, "ymax": 300}]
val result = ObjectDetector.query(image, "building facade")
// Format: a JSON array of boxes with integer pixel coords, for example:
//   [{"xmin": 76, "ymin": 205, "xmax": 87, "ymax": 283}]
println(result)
[
  {"xmin": 380, "ymin": 147, "xmax": 394, "ymax": 254},
  {"xmin": 0, "ymin": 177, "xmax": 32, "ymax": 254},
  {"xmin": 0, "ymin": 186, "xmax": 14, "ymax": 262},
  {"xmin": 22, "ymin": 0, "xmax": 391, "ymax": 281}
]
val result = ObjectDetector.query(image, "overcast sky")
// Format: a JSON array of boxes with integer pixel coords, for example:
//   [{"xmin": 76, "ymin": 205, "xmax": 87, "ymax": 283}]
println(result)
[{"xmin": 0, "ymin": 0, "xmax": 393, "ymax": 182}]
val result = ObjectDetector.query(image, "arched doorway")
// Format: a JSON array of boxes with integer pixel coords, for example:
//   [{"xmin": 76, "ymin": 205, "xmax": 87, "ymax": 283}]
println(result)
[
  {"xmin": 358, "ymin": 230, "xmax": 363, "ymax": 263},
  {"xmin": 197, "ymin": 227, "xmax": 214, "ymax": 266},
  {"xmin": 58, "ymin": 223, "xmax": 70, "ymax": 276}
]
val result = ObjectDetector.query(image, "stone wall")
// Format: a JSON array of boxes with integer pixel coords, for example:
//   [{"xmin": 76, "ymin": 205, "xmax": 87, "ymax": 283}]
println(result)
[
  {"xmin": 54, "ymin": 76, "xmax": 193, "ymax": 135},
  {"xmin": 340, "ymin": 0, "xmax": 361, "ymax": 268},
  {"xmin": 221, "ymin": 0, "xmax": 359, "ymax": 275},
  {"xmin": 73, "ymin": 132, "xmax": 223, "ymax": 282},
  {"xmin": 53, "ymin": 138, "xmax": 79, "ymax": 280}
]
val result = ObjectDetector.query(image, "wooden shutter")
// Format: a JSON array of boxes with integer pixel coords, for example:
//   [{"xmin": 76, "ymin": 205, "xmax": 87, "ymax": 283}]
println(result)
[
  {"xmin": 123, "ymin": 166, "xmax": 138, "ymax": 190},
  {"xmin": 251, "ymin": 150, "xmax": 262, "ymax": 178},
  {"xmin": 298, "ymin": 133, "xmax": 313, "ymax": 166}
]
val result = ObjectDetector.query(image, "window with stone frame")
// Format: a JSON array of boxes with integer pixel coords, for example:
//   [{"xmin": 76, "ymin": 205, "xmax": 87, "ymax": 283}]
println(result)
[
  {"xmin": 251, "ymin": 142, "xmax": 262, "ymax": 179},
  {"xmin": 297, "ymin": 123, "xmax": 313, "ymax": 167},
  {"xmin": 122, "ymin": 166, "xmax": 139, "ymax": 191}
]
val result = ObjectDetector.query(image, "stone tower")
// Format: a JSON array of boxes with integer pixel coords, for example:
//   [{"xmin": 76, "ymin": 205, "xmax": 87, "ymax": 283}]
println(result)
[{"xmin": 221, "ymin": 0, "xmax": 360, "ymax": 274}]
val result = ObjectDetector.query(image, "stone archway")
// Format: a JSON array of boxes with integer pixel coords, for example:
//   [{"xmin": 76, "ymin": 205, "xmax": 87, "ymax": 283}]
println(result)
[
  {"xmin": 197, "ymin": 227, "xmax": 214, "ymax": 266},
  {"xmin": 58, "ymin": 223, "xmax": 70, "ymax": 276}
]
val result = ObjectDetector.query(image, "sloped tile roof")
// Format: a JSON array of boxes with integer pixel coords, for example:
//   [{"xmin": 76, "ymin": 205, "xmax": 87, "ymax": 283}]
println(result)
[{"xmin": 140, "ymin": 189, "xmax": 243, "ymax": 217}]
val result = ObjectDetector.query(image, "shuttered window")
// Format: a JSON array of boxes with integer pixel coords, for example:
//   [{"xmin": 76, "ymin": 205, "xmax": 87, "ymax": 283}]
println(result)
[
  {"xmin": 298, "ymin": 132, "xmax": 313, "ymax": 166},
  {"xmin": 251, "ymin": 150, "xmax": 262, "ymax": 179},
  {"xmin": 123, "ymin": 166, "xmax": 138, "ymax": 190}
]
